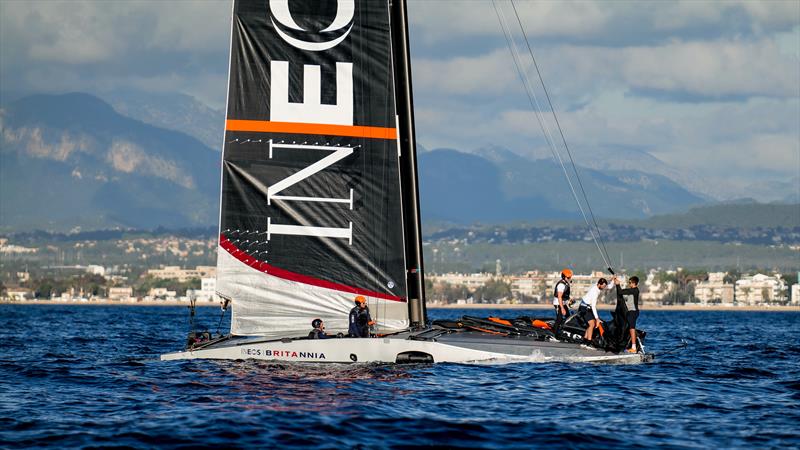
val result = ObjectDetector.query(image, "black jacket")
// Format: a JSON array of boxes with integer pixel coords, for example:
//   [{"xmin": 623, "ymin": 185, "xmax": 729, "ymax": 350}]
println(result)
[
  {"xmin": 308, "ymin": 328, "xmax": 330, "ymax": 339},
  {"xmin": 616, "ymin": 285, "xmax": 640, "ymax": 312}
]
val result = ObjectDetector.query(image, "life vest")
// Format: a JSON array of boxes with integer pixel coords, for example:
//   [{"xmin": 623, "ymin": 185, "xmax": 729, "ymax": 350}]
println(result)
[{"xmin": 553, "ymin": 279, "xmax": 571, "ymax": 301}]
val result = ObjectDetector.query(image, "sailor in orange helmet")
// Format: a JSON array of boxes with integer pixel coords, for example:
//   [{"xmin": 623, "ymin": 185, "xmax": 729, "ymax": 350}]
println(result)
[
  {"xmin": 552, "ymin": 268, "xmax": 573, "ymax": 335},
  {"xmin": 348, "ymin": 295, "xmax": 374, "ymax": 337}
]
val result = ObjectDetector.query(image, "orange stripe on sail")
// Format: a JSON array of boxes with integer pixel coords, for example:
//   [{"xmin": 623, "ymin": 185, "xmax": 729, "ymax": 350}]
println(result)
[{"xmin": 226, "ymin": 120, "xmax": 398, "ymax": 140}]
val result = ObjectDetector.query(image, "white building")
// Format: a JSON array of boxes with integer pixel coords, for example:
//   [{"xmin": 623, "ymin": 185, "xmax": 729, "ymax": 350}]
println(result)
[
  {"xmin": 0, "ymin": 242, "xmax": 37, "ymax": 254},
  {"xmin": 694, "ymin": 272, "xmax": 734, "ymax": 305},
  {"xmin": 5, "ymin": 287, "xmax": 32, "ymax": 301},
  {"xmin": 147, "ymin": 266, "xmax": 216, "ymax": 282},
  {"xmin": 108, "ymin": 287, "xmax": 134, "ymax": 302},
  {"xmin": 735, "ymin": 274, "xmax": 786, "ymax": 305},
  {"xmin": 510, "ymin": 271, "xmax": 549, "ymax": 302},
  {"xmin": 641, "ymin": 270, "xmax": 675, "ymax": 304},
  {"xmin": 148, "ymin": 287, "xmax": 177, "ymax": 300},
  {"xmin": 85, "ymin": 265, "xmax": 106, "ymax": 276},
  {"xmin": 189, "ymin": 277, "xmax": 219, "ymax": 302},
  {"xmin": 791, "ymin": 284, "xmax": 799, "ymax": 305},
  {"xmin": 508, "ymin": 270, "xmax": 611, "ymax": 303},
  {"xmin": 430, "ymin": 273, "xmax": 496, "ymax": 290}
]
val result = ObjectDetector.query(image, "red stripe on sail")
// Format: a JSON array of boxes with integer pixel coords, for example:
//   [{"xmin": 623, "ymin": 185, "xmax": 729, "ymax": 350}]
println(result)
[
  {"xmin": 219, "ymin": 234, "xmax": 406, "ymax": 303},
  {"xmin": 226, "ymin": 120, "xmax": 397, "ymax": 140}
]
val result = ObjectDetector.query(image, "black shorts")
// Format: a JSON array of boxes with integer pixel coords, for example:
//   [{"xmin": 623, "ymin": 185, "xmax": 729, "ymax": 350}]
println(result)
[
  {"xmin": 579, "ymin": 305, "xmax": 596, "ymax": 323},
  {"xmin": 626, "ymin": 310, "xmax": 639, "ymax": 329}
]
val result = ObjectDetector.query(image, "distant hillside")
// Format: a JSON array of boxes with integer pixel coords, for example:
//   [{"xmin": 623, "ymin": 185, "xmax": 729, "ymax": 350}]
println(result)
[
  {"xmin": 0, "ymin": 93, "xmax": 220, "ymax": 231},
  {"xmin": 102, "ymin": 89, "xmax": 224, "ymax": 151},
  {"xmin": 419, "ymin": 148, "xmax": 705, "ymax": 223},
  {"xmin": 0, "ymin": 93, "xmax": 712, "ymax": 232},
  {"xmin": 635, "ymin": 203, "xmax": 800, "ymax": 229}
]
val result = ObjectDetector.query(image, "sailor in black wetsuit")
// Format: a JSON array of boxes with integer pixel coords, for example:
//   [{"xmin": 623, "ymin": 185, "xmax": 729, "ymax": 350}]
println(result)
[
  {"xmin": 308, "ymin": 318, "xmax": 331, "ymax": 339},
  {"xmin": 614, "ymin": 276, "xmax": 641, "ymax": 353},
  {"xmin": 348, "ymin": 295, "xmax": 373, "ymax": 338},
  {"xmin": 552, "ymin": 269, "xmax": 573, "ymax": 334}
]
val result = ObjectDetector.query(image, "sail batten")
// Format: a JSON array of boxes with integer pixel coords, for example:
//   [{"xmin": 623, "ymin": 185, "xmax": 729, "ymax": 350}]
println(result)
[{"xmin": 218, "ymin": 0, "xmax": 409, "ymax": 337}]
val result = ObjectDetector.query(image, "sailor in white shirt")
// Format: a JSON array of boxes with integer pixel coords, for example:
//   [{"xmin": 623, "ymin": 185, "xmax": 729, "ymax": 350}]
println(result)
[{"xmin": 578, "ymin": 276, "xmax": 616, "ymax": 343}]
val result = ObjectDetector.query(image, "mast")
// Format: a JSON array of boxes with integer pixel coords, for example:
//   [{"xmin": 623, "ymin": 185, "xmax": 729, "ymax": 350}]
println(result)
[{"xmin": 390, "ymin": 0, "xmax": 427, "ymax": 327}]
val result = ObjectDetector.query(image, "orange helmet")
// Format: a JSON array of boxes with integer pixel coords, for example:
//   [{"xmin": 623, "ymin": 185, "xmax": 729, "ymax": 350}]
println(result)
[
  {"xmin": 354, "ymin": 295, "xmax": 367, "ymax": 305},
  {"xmin": 561, "ymin": 269, "xmax": 573, "ymax": 278}
]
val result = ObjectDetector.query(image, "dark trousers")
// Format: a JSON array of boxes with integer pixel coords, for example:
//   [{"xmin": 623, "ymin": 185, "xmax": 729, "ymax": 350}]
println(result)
[{"xmin": 554, "ymin": 305, "xmax": 570, "ymax": 334}]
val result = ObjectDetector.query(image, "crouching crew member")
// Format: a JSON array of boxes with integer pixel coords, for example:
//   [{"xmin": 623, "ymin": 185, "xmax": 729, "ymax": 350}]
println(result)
[
  {"xmin": 349, "ymin": 295, "xmax": 375, "ymax": 338},
  {"xmin": 553, "ymin": 269, "xmax": 573, "ymax": 334},
  {"xmin": 579, "ymin": 276, "xmax": 615, "ymax": 344},
  {"xmin": 308, "ymin": 318, "xmax": 331, "ymax": 339},
  {"xmin": 614, "ymin": 276, "xmax": 641, "ymax": 353}
]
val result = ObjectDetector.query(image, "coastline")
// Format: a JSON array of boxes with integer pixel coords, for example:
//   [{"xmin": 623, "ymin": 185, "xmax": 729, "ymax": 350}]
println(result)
[{"xmin": 1, "ymin": 300, "xmax": 798, "ymax": 312}]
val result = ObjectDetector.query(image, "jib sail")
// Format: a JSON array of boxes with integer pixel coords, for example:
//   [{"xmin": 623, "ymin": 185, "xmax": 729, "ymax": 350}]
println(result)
[{"xmin": 217, "ymin": 0, "xmax": 410, "ymax": 337}]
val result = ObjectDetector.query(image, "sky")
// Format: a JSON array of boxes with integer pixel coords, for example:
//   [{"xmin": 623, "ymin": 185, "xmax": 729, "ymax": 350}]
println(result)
[{"xmin": 1, "ymin": 0, "xmax": 798, "ymax": 202}]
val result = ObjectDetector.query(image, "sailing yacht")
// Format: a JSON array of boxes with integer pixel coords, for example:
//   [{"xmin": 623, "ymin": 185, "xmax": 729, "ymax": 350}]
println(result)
[{"xmin": 161, "ymin": 0, "xmax": 651, "ymax": 364}]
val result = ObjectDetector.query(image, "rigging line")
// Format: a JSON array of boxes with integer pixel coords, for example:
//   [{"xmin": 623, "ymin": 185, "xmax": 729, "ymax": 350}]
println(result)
[
  {"xmin": 493, "ymin": 3, "xmax": 560, "ymax": 174},
  {"xmin": 508, "ymin": 0, "xmax": 613, "ymax": 270},
  {"xmin": 507, "ymin": 0, "xmax": 612, "ymax": 269},
  {"xmin": 492, "ymin": 1, "xmax": 611, "ymax": 269}
]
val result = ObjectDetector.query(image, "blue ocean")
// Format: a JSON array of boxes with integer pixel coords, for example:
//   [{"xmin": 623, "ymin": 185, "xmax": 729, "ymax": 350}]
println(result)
[{"xmin": 1, "ymin": 305, "xmax": 798, "ymax": 449}]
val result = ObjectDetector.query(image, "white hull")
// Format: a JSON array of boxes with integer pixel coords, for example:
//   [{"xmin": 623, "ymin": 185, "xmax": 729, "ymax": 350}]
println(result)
[{"xmin": 161, "ymin": 334, "xmax": 650, "ymax": 364}]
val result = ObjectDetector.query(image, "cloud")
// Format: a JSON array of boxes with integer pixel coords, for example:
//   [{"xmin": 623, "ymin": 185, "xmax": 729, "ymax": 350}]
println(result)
[
  {"xmin": 652, "ymin": 0, "xmax": 799, "ymax": 32},
  {"xmin": 509, "ymin": 36, "xmax": 799, "ymax": 103},
  {"xmin": 409, "ymin": 0, "xmax": 609, "ymax": 44},
  {"xmin": 413, "ymin": 48, "xmax": 519, "ymax": 95},
  {"xmin": 0, "ymin": 0, "xmax": 231, "ymax": 105},
  {"xmin": 409, "ymin": 0, "xmax": 800, "ymax": 46},
  {"xmin": 618, "ymin": 38, "xmax": 799, "ymax": 99}
]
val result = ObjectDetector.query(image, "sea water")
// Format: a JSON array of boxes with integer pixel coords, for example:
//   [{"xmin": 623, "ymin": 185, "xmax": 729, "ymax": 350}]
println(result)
[{"xmin": 0, "ymin": 305, "xmax": 798, "ymax": 448}]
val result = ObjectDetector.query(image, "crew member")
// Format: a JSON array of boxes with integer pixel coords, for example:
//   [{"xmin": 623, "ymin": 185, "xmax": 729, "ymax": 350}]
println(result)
[
  {"xmin": 308, "ymin": 318, "xmax": 331, "ymax": 339},
  {"xmin": 348, "ymin": 295, "xmax": 374, "ymax": 338},
  {"xmin": 553, "ymin": 269, "xmax": 573, "ymax": 334},
  {"xmin": 578, "ymin": 277, "xmax": 615, "ymax": 344},
  {"xmin": 614, "ymin": 276, "xmax": 641, "ymax": 353}
]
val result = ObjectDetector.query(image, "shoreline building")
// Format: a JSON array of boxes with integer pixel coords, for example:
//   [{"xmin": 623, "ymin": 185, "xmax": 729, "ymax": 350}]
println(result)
[
  {"xmin": 735, "ymin": 274, "xmax": 787, "ymax": 305},
  {"xmin": 694, "ymin": 272, "xmax": 734, "ymax": 306},
  {"xmin": 509, "ymin": 270, "xmax": 609, "ymax": 304},
  {"xmin": 147, "ymin": 287, "xmax": 177, "ymax": 301},
  {"xmin": 4, "ymin": 287, "xmax": 32, "ymax": 301},
  {"xmin": 510, "ymin": 271, "xmax": 549, "ymax": 303},
  {"xmin": 147, "ymin": 266, "xmax": 216, "ymax": 282},
  {"xmin": 189, "ymin": 277, "xmax": 219, "ymax": 303},
  {"xmin": 430, "ymin": 273, "xmax": 497, "ymax": 291},
  {"xmin": 641, "ymin": 270, "xmax": 675, "ymax": 304},
  {"xmin": 108, "ymin": 287, "xmax": 134, "ymax": 302}
]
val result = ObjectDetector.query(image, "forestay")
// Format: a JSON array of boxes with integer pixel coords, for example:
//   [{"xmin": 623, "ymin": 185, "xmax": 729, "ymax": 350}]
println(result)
[{"xmin": 217, "ymin": 0, "xmax": 409, "ymax": 337}]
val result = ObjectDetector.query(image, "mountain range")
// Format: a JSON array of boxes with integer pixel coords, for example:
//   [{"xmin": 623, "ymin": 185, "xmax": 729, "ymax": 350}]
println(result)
[
  {"xmin": 0, "ymin": 93, "xmax": 219, "ymax": 231},
  {"xmin": 0, "ymin": 92, "xmax": 788, "ymax": 232},
  {"xmin": 419, "ymin": 146, "xmax": 703, "ymax": 223},
  {"xmin": 102, "ymin": 89, "xmax": 224, "ymax": 151}
]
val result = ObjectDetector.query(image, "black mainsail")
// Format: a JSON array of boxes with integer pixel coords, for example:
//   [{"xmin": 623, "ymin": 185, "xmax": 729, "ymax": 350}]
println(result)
[{"xmin": 218, "ymin": 0, "xmax": 414, "ymax": 337}]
